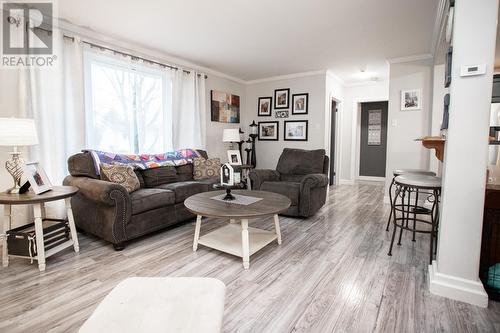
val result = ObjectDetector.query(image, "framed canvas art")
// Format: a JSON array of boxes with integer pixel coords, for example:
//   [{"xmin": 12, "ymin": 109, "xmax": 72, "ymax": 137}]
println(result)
[
  {"xmin": 258, "ymin": 97, "xmax": 272, "ymax": 116},
  {"xmin": 274, "ymin": 88, "xmax": 290, "ymax": 109},
  {"xmin": 284, "ymin": 120, "xmax": 308, "ymax": 141},
  {"xmin": 258, "ymin": 121, "xmax": 279, "ymax": 141},
  {"xmin": 292, "ymin": 93, "xmax": 308, "ymax": 115},
  {"xmin": 211, "ymin": 90, "xmax": 240, "ymax": 123}
]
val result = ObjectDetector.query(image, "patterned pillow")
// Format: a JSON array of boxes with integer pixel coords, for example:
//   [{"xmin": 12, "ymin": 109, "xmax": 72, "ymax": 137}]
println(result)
[
  {"xmin": 193, "ymin": 158, "xmax": 221, "ymax": 180},
  {"xmin": 100, "ymin": 163, "xmax": 140, "ymax": 193}
]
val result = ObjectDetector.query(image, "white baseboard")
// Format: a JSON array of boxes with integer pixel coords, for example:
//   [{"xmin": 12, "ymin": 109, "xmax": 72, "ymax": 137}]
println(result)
[
  {"xmin": 428, "ymin": 260, "xmax": 488, "ymax": 308},
  {"xmin": 356, "ymin": 176, "xmax": 385, "ymax": 182},
  {"xmin": 339, "ymin": 179, "xmax": 355, "ymax": 185}
]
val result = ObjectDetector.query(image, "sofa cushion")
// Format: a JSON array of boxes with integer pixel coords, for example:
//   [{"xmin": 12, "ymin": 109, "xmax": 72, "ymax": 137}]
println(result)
[
  {"xmin": 158, "ymin": 181, "xmax": 209, "ymax": 203},
  {"xmin": 276, "ymin": 148, "xmax": 325, "ymax": 175},
  {"xmin": 192, "ymin": 177, "xmax": 220, "ymax": 189},
  {"xmin": 68, "ymin": 152, "xmax": 99, "ymax": 179},
  {"xmin": 141, "ymin": 166, "xmax": 179, "ymax": 188},
  {"xmin": 260, "ymin": 181, "xmax": 300, "ymax": 206},
  {"xmin": 129, "ymin": 188, "xmax": 175, "ymax": 215},
  {"xmin": 193, "ymin": 158, "xmax": 221, "ymax": 180},
  {"xmin": 100, "ymin": 163, "xmax": 140, "ymax": 193}
]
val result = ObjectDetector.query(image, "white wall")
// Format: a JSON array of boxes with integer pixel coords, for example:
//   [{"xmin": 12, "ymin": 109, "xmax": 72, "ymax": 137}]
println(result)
[
  {"xmin": 384, "ymin": 58, "xmax": 434, "ymax": 192},
  {"xmin": 340, "ymin": 81, "xmax": 389, "ymax": 182},
  {"xmin": 429, "ymin": 0, "xmax": 498, "ymax": 307},
  {"xmin": 204, "ymin": 75, "xmax": 246, "ymax": 162},
  {"xmin": 244, "ymin": 73, "xmax": 328, "ymax": 169}
]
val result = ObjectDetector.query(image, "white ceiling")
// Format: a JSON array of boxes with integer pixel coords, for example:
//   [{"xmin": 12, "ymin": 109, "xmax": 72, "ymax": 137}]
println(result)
[{"xmin": 58, "ymin": 0, "xmax": 439, "ymax": 83}]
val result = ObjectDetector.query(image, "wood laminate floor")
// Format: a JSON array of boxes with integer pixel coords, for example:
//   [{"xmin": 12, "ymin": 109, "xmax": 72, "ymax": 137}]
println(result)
[{"xmin": 1, "ymin": 182, "xmax": 500, "ymax": 332}]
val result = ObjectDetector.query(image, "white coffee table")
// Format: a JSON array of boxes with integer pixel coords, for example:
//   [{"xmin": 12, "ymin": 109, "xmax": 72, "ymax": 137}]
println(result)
[{"xmin": 184, "ymin": 190, "xmax": 291, "ymax": 269}]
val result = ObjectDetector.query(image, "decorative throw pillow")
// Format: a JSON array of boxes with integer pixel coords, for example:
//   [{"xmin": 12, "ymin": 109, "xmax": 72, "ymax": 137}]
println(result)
[
  {"xmin": 100, "ymin": 163, "xmax": 140, "ymax": 193},
  {"xmin": 193, "ymin": 158, "xmax": 221, "ymax": 180}
]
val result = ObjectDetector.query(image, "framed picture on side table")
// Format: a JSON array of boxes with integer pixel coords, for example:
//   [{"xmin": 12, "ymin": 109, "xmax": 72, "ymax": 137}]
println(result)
[
  {"xmin": 284, "ymin": 120, "xmax": 308, "ymax": 141},
  {"xmin": 227, "ymin": 150, "xmax": 242, "ymax": 165},
  {"xmin": 23, "ymin": 162, "xmax": 52, "ymax": 194}
]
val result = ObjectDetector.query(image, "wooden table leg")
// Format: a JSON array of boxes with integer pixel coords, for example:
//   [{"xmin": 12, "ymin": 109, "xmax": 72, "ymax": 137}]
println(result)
[
  {"xmin": 65, "ymin": 198, "xmax": 79, "ymax": 253},
  {"xmin": 273, "ymin": 214, "xmax": 282, "ymax": 245},
  {"xmin": 33, "ymin": 203, "xmax": 46, "ymax": 272},
  {"xmin": 2, "ymin": 205, "xmax": 11, "ymax": 267},
  {"xmin": 241, "ymin": 219, "xmax": 250, "ymax": 269},
  {"xmin": 193, "ymin": 215, "xmax": 202, "ymax": 251}
]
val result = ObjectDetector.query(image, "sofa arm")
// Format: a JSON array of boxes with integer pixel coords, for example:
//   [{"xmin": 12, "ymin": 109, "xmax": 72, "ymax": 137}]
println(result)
[
  {"xmin": 249, "ymin": 169, "xmax": 280, "ymax": 190},
  {"xmin": 63, "ymin": 175, "xmax": 130, "ymax": 206},
  {"xmin": 63, "ymin": 175, "xmax": 132, "ymax": 245},
  {"xmin": 299, "ymin": 174, "xmax": 329, "ymax": 217}
]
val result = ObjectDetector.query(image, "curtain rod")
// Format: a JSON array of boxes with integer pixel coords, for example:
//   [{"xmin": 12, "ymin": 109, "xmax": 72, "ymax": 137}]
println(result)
[{"xmin": 33, "ymin": 26, "xmax": 208, "ymax": 79}]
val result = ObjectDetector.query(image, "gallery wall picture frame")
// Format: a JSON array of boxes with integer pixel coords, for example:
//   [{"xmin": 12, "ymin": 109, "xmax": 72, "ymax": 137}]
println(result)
[
  {"xmin": 284, "ymin": 120, "xmax": 308, "ymax": 141},
  {"xmin": 275, "ymin": 110, "xmax": 289, "ymax": 118},
  {"xmin": 274, "ymin": 88, "xmax": 290, "ymax": 109},
  {"xmin": 258, "ymin": 97, "xmax": 272, "ymax": 116},
  {"xmin": 292, "ymin": 93, "xmax": 309, "ymax": 115},
  {"xmin": 23, "ymin": 161, "xmax": 52, "ymax": 194},
  {"xmin": 258, "ymin": 121, "xmax": 279, "ymax": 141},
  {"xmin": 400, "ymin": 89, "xmax": 422, "ymax": 111},
  {"xmin": 211, "ymin": 90, "xmax": 240, "ymax": 123}
]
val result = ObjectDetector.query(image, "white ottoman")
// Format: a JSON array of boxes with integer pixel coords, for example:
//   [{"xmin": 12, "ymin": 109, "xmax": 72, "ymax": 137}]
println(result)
[{"xmin": 79, "ymin": 277, "xmax": 226, "ymax": 333}]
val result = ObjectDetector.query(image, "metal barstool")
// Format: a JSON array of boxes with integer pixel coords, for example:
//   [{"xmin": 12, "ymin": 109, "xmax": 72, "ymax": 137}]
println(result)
[
  {"xmin": 385, "ymin": 169, "xmax": 436, "ymax": 232},
  {"xmin": 387, "ymin": 174, "xmax": 441, "ymax": 264}
]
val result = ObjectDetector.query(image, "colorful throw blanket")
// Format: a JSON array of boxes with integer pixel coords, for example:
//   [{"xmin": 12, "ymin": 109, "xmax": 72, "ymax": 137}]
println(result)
[{"xmin": 85, "ymin": 149, "xmax": 201, "ymax": 175}]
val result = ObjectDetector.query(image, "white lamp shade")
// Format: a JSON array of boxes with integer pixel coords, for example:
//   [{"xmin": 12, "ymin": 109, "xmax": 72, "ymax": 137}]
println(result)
[
  {"xmin": 222, "ymin": 128, "xmax": 241, "ymax": 142},
  {"xmin": 0, "ymin": 118, "xmax": 39, "ymax": 146}
]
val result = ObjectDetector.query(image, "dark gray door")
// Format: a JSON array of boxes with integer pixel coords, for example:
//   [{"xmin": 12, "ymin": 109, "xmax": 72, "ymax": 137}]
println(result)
[
  {"xmin": 329, "ymin": 100, "xmax": 337, "ymax": 185},
  {"xmin": 359, "ymin": 101, "xmax": 388, "ymax": 177}
]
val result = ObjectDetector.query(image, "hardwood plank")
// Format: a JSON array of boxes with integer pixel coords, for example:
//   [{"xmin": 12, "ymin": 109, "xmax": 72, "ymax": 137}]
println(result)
[{"xmin": 0, "ymin": 182, "xmax": 499, "ymax": 333}]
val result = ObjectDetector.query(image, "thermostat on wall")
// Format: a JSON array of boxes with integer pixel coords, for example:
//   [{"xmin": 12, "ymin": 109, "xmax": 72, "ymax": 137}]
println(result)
[{"xmin": 460, "ymin": 64, "xmax": 486, "ymax": 77}]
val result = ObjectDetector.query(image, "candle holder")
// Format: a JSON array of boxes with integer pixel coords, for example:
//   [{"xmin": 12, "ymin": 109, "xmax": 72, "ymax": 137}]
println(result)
[{"xmin": 249, "ymin": 121, "xmax": 258, "ymax": 168}]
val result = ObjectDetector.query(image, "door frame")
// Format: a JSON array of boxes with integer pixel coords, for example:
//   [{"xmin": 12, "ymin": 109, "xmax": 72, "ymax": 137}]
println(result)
[
  {"xmin": 352, "ymin": 98, "xmax": 388, "ymax": 182},
  {"xmin": 325, "ymin": 94, "xmax": 342, "ymax": 186}
]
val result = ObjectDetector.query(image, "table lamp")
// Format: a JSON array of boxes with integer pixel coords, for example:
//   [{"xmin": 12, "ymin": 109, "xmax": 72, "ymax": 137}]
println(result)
[
  {"xmin": 222, "ymin": 128, "xmax": 241, "ymax": 147},
  {"xmin": 0, "ymin": 118, "xmax": 39, "ymax": 193}
]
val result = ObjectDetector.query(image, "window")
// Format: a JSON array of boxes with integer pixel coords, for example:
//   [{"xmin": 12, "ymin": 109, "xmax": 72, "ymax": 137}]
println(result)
[{"xmin": 84, "ymin": 51, "xmax": 172, "ymax": 154}]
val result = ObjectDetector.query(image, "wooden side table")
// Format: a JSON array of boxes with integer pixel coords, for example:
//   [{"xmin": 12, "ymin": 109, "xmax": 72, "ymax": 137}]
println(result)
[{"xmin": 0, "ymin": 186, "xmax": 80, "ymax": 271}]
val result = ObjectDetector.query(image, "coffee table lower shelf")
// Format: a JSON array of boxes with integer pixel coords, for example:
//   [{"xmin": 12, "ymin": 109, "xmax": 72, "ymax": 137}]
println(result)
[{"xmin": 198, "ymin": 224, "xmax": 277, "ymax": 258}]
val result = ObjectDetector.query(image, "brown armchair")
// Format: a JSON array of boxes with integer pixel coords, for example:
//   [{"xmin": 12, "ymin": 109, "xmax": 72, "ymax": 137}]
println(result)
[{"xmin": 249, "ymin": 148, "xmax": 329, "ymax": 217}]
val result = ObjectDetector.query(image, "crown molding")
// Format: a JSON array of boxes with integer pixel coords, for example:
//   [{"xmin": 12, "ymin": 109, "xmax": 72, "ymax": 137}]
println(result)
[
  {"xmin": 55, "ymin": 19, "xmax": 247, "ymax": 84},
  {"xmin": 326, "ymin": 70, "xmax": 346, "ymax": 86},
  {"xmin": 388, "ymin": 53, "xmax": 433, "ymax": 64},
  {"xmin": 343, "ymin": 79, "xmax": 389, "ymax": 88},
  {"xmin": 245, "ymin": 70, "xmax": 327, "ymax": 85},
  {"xmin": 431, "ymin": 0, "xmax": 448, "ymax": 57}
]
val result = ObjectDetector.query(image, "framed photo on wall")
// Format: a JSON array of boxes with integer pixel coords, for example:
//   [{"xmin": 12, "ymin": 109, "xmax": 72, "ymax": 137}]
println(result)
[
  {"xmin": 292, "ymin": 93, "xmax": 308, "ymax": 115},
  {"xmin": 258, "ymin": 97, "xmax": 272, "ymax": 116},
  {"xmin": 274, "ymin": 88, "xmax": 290, "ymax": 109},
  {"xmin": 258, "ymin": 121, "xmax": 279, "ymax": 141},
  {"xmin": 211, "ymin": 90, "xmax": 240, "ymax": 123},
  {"xmin": 23, "ymin": 162, "xmax": 52, "ymax": 194},
  {"xmin": 284, "ymin": 120, "xmax": 308, "ymax": 141},
  {"xmin": 401, "ymin": 89, "xmax": 422, "ymax": 111}
]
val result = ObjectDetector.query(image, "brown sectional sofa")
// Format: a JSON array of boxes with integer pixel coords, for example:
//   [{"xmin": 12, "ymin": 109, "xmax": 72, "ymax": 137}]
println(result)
[{"xmin": 63, "ymin": 150, "xmax": 218, "ymax": 250}]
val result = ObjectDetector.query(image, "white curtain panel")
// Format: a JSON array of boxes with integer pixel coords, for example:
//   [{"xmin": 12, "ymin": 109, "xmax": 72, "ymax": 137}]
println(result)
[
  {"xmin": 20, "ymin": 30, "xmax": 85, "ymax": 217},
  {"xmin": 171, "ymin": 70, "xmax": 206, "ymax": 150}
]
